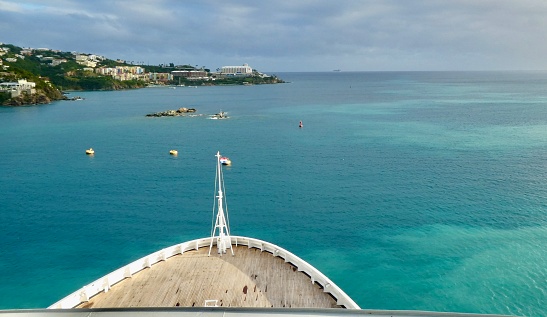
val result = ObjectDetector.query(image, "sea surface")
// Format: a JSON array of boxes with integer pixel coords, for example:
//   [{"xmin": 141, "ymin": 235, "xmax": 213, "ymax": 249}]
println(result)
[{"xmin": 1, "ymin": 72, "xmax": 546, "ymax": 316}]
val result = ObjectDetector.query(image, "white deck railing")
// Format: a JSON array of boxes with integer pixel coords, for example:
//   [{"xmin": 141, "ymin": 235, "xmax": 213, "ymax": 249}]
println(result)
[{"xmin": 48, "ymin": 236, "xmax": 360, "ymax": 310}]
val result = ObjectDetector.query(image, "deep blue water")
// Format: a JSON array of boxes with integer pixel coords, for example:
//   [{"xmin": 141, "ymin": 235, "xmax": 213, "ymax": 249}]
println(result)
[{"xmin": 1, "ymin": 72, "xmax": 546, "ymax": 316}]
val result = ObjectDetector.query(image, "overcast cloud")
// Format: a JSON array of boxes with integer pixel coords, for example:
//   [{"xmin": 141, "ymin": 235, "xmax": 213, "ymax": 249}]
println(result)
[{"xmin": 1, "ymin": 0, "xmax": 547, "ymax": 71}]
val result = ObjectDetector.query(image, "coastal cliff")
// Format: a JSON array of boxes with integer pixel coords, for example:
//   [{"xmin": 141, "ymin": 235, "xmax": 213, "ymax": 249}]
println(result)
[
  {"xmin": 3, "ymin": 91, "xmax": 55, "ymax": 106},
  {"xmin": 0, "ymin": 81, "xmax": 67, "ymax": 106}
]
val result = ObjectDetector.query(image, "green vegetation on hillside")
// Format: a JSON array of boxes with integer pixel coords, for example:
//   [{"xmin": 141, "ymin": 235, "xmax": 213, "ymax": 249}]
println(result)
[
  {"xmin": 1, "ymin": 42, "xmax": 284, "ymax": 106},
  {"xmin": 1, "ymin": 44, "xmax": 147, "ymax": 93}
]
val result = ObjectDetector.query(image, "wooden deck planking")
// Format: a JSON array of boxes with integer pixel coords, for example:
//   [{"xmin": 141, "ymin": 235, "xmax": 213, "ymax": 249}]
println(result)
[{"xmin": 77, "ymin": 246, "xmax": 340, "ymax": 309}]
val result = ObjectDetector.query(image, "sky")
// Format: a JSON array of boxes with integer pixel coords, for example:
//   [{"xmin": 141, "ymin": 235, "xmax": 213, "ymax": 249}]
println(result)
[{"xmin": 1, "ymin": 0, "xmax": 547, "ymax": 72}]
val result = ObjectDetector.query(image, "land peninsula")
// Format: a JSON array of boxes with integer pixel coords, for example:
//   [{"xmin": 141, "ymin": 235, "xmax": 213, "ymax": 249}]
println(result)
[{"xmin": 0, "ymin": 43, "xmax": 284, "ymax": 106}]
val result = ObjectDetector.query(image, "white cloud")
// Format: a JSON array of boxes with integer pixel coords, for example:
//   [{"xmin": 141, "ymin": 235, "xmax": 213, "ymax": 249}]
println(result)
[{"xmin": 2, "ymin": 0, "xmax": 547, "ymax": 71}]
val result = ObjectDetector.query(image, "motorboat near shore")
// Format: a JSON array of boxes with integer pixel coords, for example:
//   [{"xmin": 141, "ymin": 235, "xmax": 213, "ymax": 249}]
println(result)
[{"xmin": 208, "ymin": 111, "xmax": 228, "ymax": 119}]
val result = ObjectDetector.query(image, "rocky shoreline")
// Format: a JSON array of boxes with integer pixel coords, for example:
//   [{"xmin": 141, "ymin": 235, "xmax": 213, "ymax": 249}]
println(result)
[{"xmin": 2, "ymin": 91, "xmax": 66, "ymax": 106}]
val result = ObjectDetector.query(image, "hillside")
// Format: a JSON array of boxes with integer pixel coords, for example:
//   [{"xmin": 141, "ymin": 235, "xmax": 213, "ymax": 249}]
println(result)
[
  {"xmin": 0, "ymin": 43, "xmax": 284, "ymax": 106},
  {"xmin": 0, "ymin": 43, "xmax": 150, "ymax": 105}
]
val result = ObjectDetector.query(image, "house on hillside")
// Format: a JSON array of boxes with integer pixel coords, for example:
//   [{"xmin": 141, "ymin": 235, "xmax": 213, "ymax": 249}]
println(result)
[{"xmin": 0, "ymin": 79, "xmax": 36, "ymax": 98}]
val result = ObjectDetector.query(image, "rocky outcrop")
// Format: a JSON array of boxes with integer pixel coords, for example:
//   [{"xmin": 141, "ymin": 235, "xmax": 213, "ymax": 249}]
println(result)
[
  {"xmin": 2, "ymin": 91, "xmax": 65, "ymax": 106},
  {"xmin": 1, "ymin": 83, "xmax": 67, "ymax": 106},
  {"xmin": 146, "ymin": 107, "xmax": 197, "ymax": 117}
]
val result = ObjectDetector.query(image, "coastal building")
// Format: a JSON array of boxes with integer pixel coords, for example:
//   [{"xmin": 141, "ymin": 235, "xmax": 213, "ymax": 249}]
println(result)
[
  {"xmin": 171, "ymin": 70, "xmax": 208, "ymax": 80},
  {"xmin": 74, "ymin": 54, "xmax": 105, "ymax": 68},
  {"xmin": 95, "ymin": 66, "xmax": 146, "ymax": 81},
  {"xmin": 75, "ymin": 54, "xmax": 88, "ymax": 62},
  {"xmin": 77, "ymin": 60, "xmax": 97, "ymax": 68},
  {"xmin": 88, "ymin": 54, "xmax": 105, "ymax": 62},
  {"xmin": 51, "ymin": 59, "xmax": 67, "ymax": 66},
  {"xmin": 148, "ymin": 72, "xmax": 172, "ymax": 83},
  {"xmin": 95, "ymin": 67, "xmax": 114, "ymax": 76},
  {"xmin": 220, "ymin": 63, "xmax": 253, "ymax": 77},
  {"xmin": 0, "ymin": 79, "xmax": 36, "ymax": 98}
]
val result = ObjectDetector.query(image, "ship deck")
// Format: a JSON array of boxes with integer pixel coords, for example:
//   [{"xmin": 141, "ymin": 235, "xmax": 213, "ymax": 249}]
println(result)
[{"xmin": 76, "ymin": 245, "xmax": 340, "ymax": 309}]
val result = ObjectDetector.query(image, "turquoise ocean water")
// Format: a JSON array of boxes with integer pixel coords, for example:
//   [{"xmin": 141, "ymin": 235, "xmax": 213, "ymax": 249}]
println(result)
[{"xmin": 0, "ymin": 72, "xmax": 546, "ymax": 316}]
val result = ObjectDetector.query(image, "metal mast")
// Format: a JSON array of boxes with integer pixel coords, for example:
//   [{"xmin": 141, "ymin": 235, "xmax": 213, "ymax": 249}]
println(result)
[{"xmin": 208, "ymin": 151, "xmax": 234, "ymax": 256}]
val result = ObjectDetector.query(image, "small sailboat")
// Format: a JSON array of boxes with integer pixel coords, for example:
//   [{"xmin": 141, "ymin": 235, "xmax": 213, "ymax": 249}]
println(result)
[
  {"xmin": 85, "ymin": 148, "xmax": 94, "ymax": 155},
  {"xmin": 299, "ymin": 120, "xmax": 303, "ymax": 128}
]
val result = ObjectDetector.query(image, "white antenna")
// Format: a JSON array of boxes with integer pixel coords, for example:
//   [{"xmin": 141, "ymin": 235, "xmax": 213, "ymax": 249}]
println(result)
[{"xmin": 208, "ymin": 151, "xmax": 234, "ymax": 256}]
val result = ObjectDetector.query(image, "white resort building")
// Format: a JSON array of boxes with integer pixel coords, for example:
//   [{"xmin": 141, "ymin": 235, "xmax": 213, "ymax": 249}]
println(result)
[{"xmin": 220, "ymin": 63, "xmax": 253, "ymax": 76}]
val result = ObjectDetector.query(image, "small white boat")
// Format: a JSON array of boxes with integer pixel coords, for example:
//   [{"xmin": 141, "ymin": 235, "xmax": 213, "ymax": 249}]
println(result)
[
  {"xmin": 209, "ymin": 111, "xmax": 228, "ymax": 120},
  {"xmin": 169, "ymin": 149, "xmax": 178, "ymax": 156},
  {"xmin": 85, "ymin": 148, "xmax": 94, "ymax": 155},
  {"xmin": 219, "ymin": 156, "xmax": 231, "ymax": 165}
]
